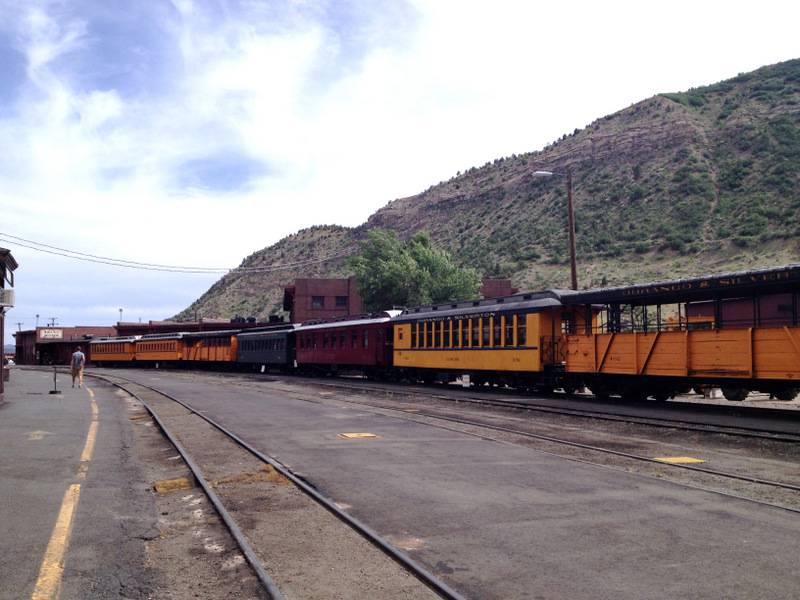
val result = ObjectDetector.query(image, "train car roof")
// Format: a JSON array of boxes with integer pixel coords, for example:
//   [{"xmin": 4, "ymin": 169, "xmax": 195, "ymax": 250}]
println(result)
[
  {"xmin": 90, "ymin": 335, "xmax": 141, "ymax": 343},
  {"xmin": 394, "ymin": 290, "xmax": 575, "ymax": 323},
  {"xmin": 236, "ymin": 324, "xmax": 299, "ymax": 338},
  {"xmin": 295, "ymin": 310, "xmax": 402, "ymax": 332},
  {"xmin": 180, "ymin": 329, "xmax": 242, "ymax": 339},
  {"xmin": 137, "ymin": 332, "xmax": 186, "ymax": 340},
  {"xmin": 565, "ymin": 263, "xmax": 800, "ymax": 306}
]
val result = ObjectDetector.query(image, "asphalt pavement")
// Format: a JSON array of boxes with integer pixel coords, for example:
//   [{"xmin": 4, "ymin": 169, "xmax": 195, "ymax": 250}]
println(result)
[
  {"xmin": 4, "ymin": 366, "xmax": 800, "ymax": 600},
  {"xmin": 140, "ymin": 370, "xmax": 800, "ymax": 600}
]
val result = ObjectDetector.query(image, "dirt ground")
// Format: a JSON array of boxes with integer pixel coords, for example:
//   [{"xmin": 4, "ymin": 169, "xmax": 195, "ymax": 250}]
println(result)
[{"xmin": 125, "ymin": 389, "xmax": 442, "ymax": 600}]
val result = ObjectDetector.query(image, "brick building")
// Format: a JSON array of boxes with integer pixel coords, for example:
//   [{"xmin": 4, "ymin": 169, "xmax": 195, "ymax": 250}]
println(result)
[
  {"xmin": 282, "ymin": 276, "xmax": 518, "ymax": 324},
  {"xmin": 283, "ymin": 276, "xmax": 362, "ymax": 323},
  {"xmin": 14, "ymin": 326, "xmax": 116, "ymax": 366}
]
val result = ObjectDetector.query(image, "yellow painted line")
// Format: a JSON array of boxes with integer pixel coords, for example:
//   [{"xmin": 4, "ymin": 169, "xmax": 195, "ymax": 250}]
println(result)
[
  {"xmin": 31, "ymin": 484, "xmax": 82, "ymax": 600},
  {"xmin": 32, "ymin": 386, "xmax": 99, "ymax": 598},
  {"xmin": 339, "ymin": 433, "xmax": 381, "ymax": 439},
  {"xmin": 654, "ymin": 456, "xmax": 707, "ymax": 464}
]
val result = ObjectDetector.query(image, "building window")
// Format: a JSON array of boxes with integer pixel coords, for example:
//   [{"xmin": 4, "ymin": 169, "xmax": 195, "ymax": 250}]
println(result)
[
  {"xmin": 336, "ymin": 296, "xmax": 348, "ymax": 309},
  {"xmin": 312, "ymin": 296, "xmax": 324, "ymax": 308}
]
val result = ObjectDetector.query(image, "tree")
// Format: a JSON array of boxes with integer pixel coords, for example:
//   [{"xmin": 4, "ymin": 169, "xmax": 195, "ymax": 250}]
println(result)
[{"xmin": 346, "ymin": 229, "xmax": 481, "ymax": 312}]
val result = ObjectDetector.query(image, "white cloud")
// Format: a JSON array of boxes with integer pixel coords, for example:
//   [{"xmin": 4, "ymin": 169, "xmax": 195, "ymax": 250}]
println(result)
[{"xmin": 2, "ymin": 0, "xmax": 800, "ymax": 345}]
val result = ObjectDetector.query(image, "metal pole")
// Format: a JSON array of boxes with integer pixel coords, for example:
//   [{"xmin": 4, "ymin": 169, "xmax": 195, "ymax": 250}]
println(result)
[{"xmin": 566, "ymin": 167, "xmax": 578, "ymax": 290}]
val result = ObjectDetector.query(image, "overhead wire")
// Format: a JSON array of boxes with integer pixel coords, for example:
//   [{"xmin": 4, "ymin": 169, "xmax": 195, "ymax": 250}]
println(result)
[{"xmin": 0, "ymin": 233, "xmax": 358, "ymax": 274}]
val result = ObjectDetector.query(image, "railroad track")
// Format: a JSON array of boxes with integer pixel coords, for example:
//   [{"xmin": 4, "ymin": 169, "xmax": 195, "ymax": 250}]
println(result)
[
  {"xmin": 263, "ymin": 373, "xmax": 800, "ymax": 443},
  {"xmin": 91, "ymin": 367, "xmax": 800, "ymax": 599},
  {"xmin": 202, "ymin": 372, "xmax": 800, "ymax": 513},
  {"xmin": 98, "ymin": 373, "xmax": 463, "ymax": 600}
]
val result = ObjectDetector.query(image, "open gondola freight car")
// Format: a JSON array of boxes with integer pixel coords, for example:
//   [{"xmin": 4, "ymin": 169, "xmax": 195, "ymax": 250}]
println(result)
[{"xmin": 561, "ymin": 264, "xmax": 800, "ymax": 401}]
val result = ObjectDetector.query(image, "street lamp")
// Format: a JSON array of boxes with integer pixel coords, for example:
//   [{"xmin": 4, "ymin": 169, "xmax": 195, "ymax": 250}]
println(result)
[{"xmin": 532, "ymin": 167, "xmax": 578, "ymax": 291}]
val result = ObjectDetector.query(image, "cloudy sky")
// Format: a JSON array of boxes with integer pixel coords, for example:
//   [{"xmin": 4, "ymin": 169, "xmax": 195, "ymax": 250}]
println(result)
[{"xmin": 2, "ymin": 0, "xmax": 798, "ymax": 346}]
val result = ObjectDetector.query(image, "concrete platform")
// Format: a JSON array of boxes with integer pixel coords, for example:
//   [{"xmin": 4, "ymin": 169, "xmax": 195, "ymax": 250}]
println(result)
[{"xmin": 0, "ymin": 368, "xmax": 160, "ymax": 599}]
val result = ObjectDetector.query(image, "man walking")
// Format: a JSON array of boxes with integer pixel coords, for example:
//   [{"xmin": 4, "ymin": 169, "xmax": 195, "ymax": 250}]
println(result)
[{"xmin": 71, "ymin": 346, "xmax": 86, "ymax": 388}]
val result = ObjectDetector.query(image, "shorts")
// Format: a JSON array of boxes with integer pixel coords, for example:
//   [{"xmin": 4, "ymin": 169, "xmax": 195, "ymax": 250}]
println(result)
[{"xmin": 71, "ymin": 366, "xmax": 84, "ymax": 377}]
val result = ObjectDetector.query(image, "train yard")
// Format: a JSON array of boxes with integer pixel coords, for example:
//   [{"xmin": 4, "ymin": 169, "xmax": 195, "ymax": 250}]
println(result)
[
  {"xmin": 133, "ymin": 369, "xmax": 800, "ymax": 514},
  {"xmin": 104, "ymin": 368, "xmax": 800, "ymax": 598},
  {"xmin": 6, "ymin": 365, "xmax": 797, "ymax": 599}
]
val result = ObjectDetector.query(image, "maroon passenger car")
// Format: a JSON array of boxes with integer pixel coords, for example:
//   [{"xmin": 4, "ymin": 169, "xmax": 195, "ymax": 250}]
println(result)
[{"xmin": 294, "ymin": 311, "xmax": 401, "ymax": 377}]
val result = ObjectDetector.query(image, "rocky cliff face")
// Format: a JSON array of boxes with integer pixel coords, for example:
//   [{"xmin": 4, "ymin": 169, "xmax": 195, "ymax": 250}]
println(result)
[{"xmin": 176, "ymin": 59, "xmax": 800, "ymax": 322}]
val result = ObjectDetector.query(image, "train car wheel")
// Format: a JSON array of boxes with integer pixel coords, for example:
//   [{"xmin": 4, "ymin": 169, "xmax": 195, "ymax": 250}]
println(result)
[
  {"xmin": 721, "ymin": 387, "xmax": 748, "ymax": 401},
  {"xmin": 772, "ymin": 387, "xmax": 799, "ymax": 401}
]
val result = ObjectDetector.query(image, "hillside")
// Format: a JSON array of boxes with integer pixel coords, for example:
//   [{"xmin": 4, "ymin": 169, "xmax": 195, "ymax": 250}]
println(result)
[{"xmin": 175, "ymin": 58, "xmax": 800, "ymax": 322}]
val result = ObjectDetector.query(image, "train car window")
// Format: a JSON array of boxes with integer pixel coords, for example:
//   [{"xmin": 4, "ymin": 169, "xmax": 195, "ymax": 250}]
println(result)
[
  {"xmin": 443, "ymin": 321, "xmax": 451, "ymax": 348},
  {"xmin": 363, "ymin": 329, "xmax": 369, "ymax": 348},
  {"xmin": 453, "ymin": 321, "xmax": 461, "ymax": 348},
  {"xmin": 323, "ymin": 332, "xmax": 329, "ymax": 349},
  {"xmin": 352, "ymin": 330, "xmax": 358, "ymax": 349},
  {"xmin": 433, "ymin": 322, "xmax": 440, "ymax": 348},
  {"xmin": 426, "ymin": 323, "xmax": 433, "ymax": 348},
  {"xmin": 410, "ymin": 324, "xmax": 416, "ymax": 348},
  {"xmin": 471, "ymin": 319, "xmax": 480, "ymax": 348},
  {"xmin": 517, "ymin": 314, "xmax": 527, "ymax": 346},
  {"xmin": 493, "ymin": 318, "xmax": 502, "ymax": 347},
  {"xmin": 313, "ymin": 333, "xmax": 318, "ymax": 349},
  {"xmin": 505, "ymin": 316, "xmax": 514, "ymax": 346},
  {"xmin": 561, "ymin": 312, "xmax": 573, "ymax": 334},
  {"xmin": 483, "ymin": 320, "xmax": 490, "ymax": 347}
]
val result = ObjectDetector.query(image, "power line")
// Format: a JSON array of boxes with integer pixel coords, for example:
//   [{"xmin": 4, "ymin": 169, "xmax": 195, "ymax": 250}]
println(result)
[{"xmin": 0, "ymin": 233, "xmax": 357, "ymax": 274}]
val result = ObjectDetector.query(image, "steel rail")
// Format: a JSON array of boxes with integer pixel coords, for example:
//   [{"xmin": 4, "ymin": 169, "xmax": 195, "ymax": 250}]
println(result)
[
  {"xmin": 111, "ymin": 380, "xmax": 287, "ymax": 600},
  {"xmin": 263, "ymin": 374, "xmax": 800, "ymax": 443},
  {"xmin": 364, "ymin": 404, "xmax": 800, "ymax": 512},
  {"xmin": 107, "ymin": 375, "xmax": 468, "ymax": 600}
]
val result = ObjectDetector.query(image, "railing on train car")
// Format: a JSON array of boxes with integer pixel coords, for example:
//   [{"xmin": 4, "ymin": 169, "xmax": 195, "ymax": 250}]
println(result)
[{"xmin": 540, "ymin": 336, "xmax": 566, "ymax": 365}]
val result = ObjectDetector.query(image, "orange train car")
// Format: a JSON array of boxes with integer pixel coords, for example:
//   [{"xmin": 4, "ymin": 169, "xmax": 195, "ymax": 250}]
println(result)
[
  {"xmin": 562, "ymin": 264, "xmax": 800, "ymax": 401},
  {"xmin": 183, "ymin": 330, "xmax": 239, "ymax": 364},
  {"xmin": 89, "ymin": 336, "xmax": 139, "ymax": 366},
  {"xmin": 134, "ymin": 333, "xmax": 186, "ymax": 364}
]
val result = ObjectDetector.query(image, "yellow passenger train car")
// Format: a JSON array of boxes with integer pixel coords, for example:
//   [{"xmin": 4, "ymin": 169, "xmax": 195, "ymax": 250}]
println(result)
[
  {"xmin": 393, "ymin": 290, "xmax": 593, "ymax": 391},
  {"xmin": 89, "ymin": 336, "xmax": 139, "ymax": 366},
  {"xmin": 135, "ymin": 333, "xmax": 186, "ymax": 364},
  {"xmin": 562, "ymin": 264, "xmax": 800, "ymax": 401}
]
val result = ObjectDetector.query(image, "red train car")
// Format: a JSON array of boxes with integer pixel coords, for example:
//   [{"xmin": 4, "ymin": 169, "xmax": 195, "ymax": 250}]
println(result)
[{"xmin": 294, "ymin": 311, "xmax": 400, "ymax": 377}]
